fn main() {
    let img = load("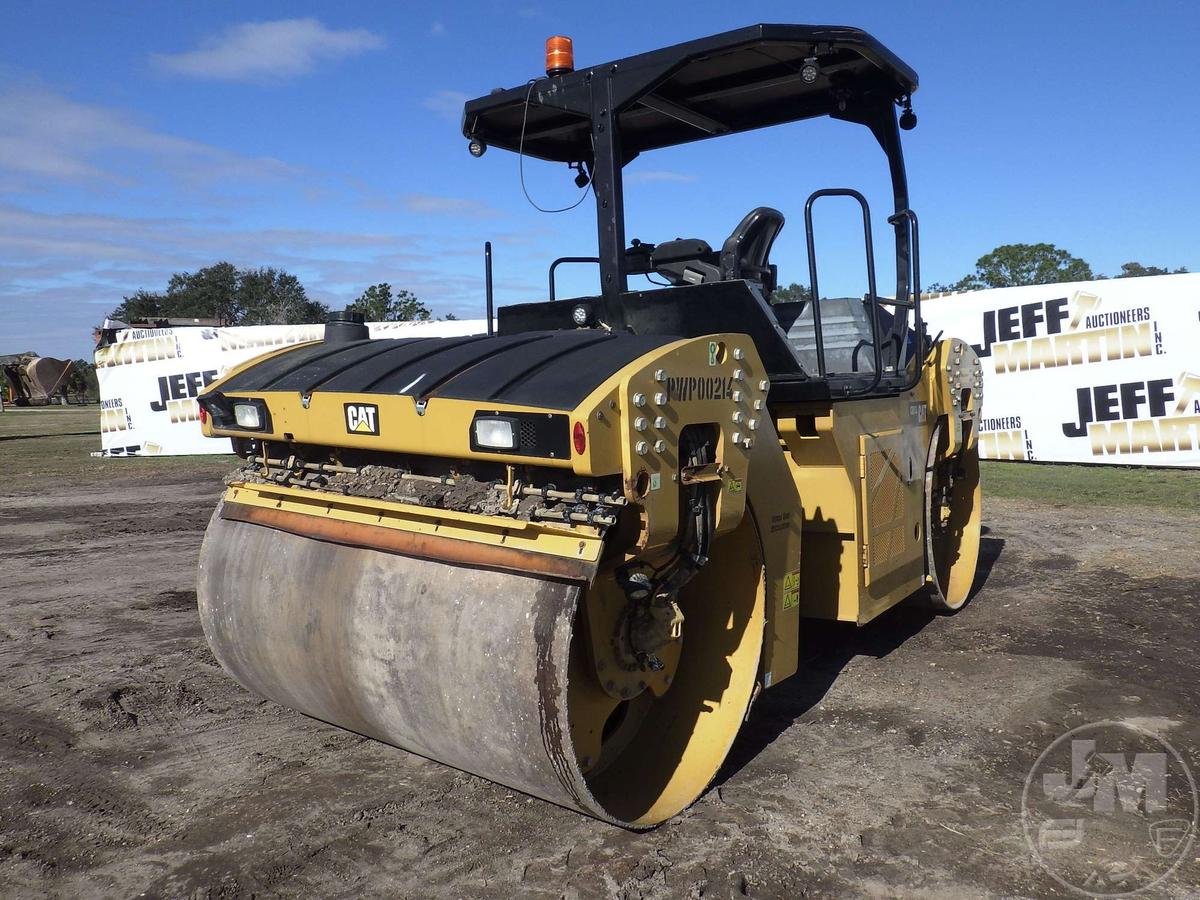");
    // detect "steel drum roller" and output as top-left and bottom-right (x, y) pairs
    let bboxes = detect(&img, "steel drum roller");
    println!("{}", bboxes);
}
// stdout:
(197, 504), (766, 828)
